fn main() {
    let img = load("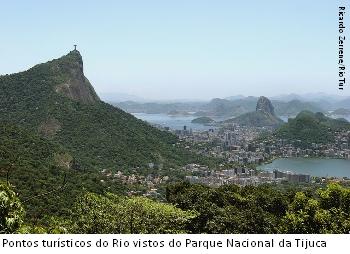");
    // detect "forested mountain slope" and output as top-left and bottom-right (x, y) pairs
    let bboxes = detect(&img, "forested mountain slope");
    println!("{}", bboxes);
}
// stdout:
(0, 50), (199, 171)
